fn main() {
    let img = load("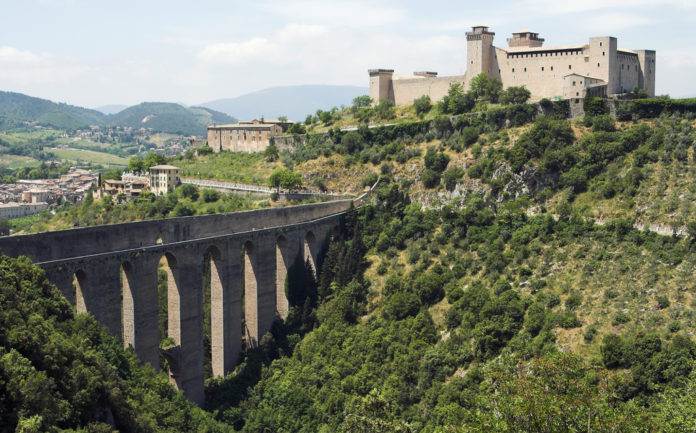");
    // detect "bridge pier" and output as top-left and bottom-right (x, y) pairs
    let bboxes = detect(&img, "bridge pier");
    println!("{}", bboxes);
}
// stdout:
(164, 249), (205, 407)
(208, 242), (242, 378)
(44, 266), (76, 305)
(76, 262), (123, 341)
(243, 236), (277, 348)
(122, 256), (160, 370)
